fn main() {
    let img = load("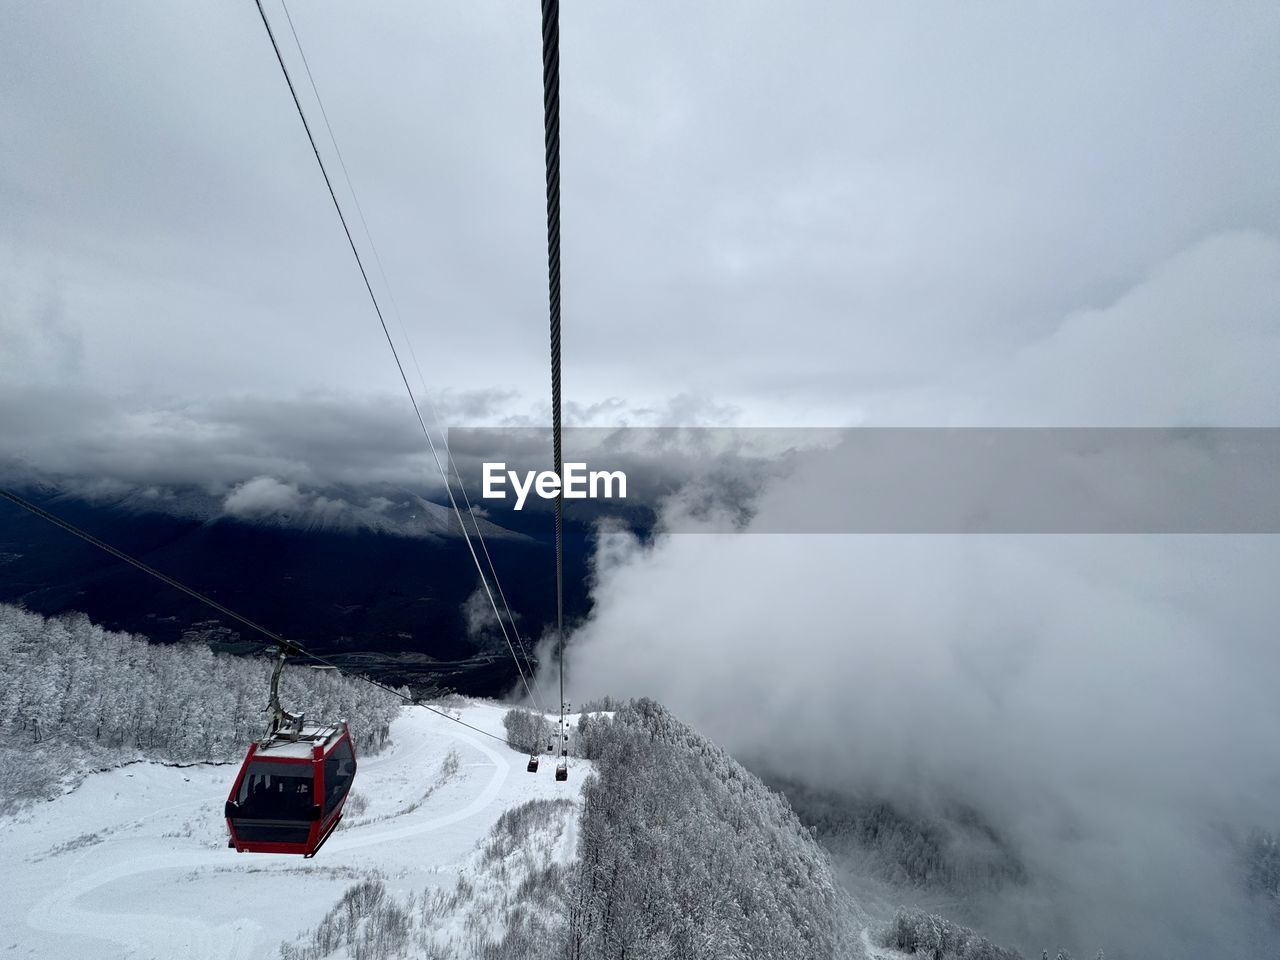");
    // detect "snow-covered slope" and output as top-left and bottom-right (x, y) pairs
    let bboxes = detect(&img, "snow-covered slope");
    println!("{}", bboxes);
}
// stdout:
(1, 701), (585, 960)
